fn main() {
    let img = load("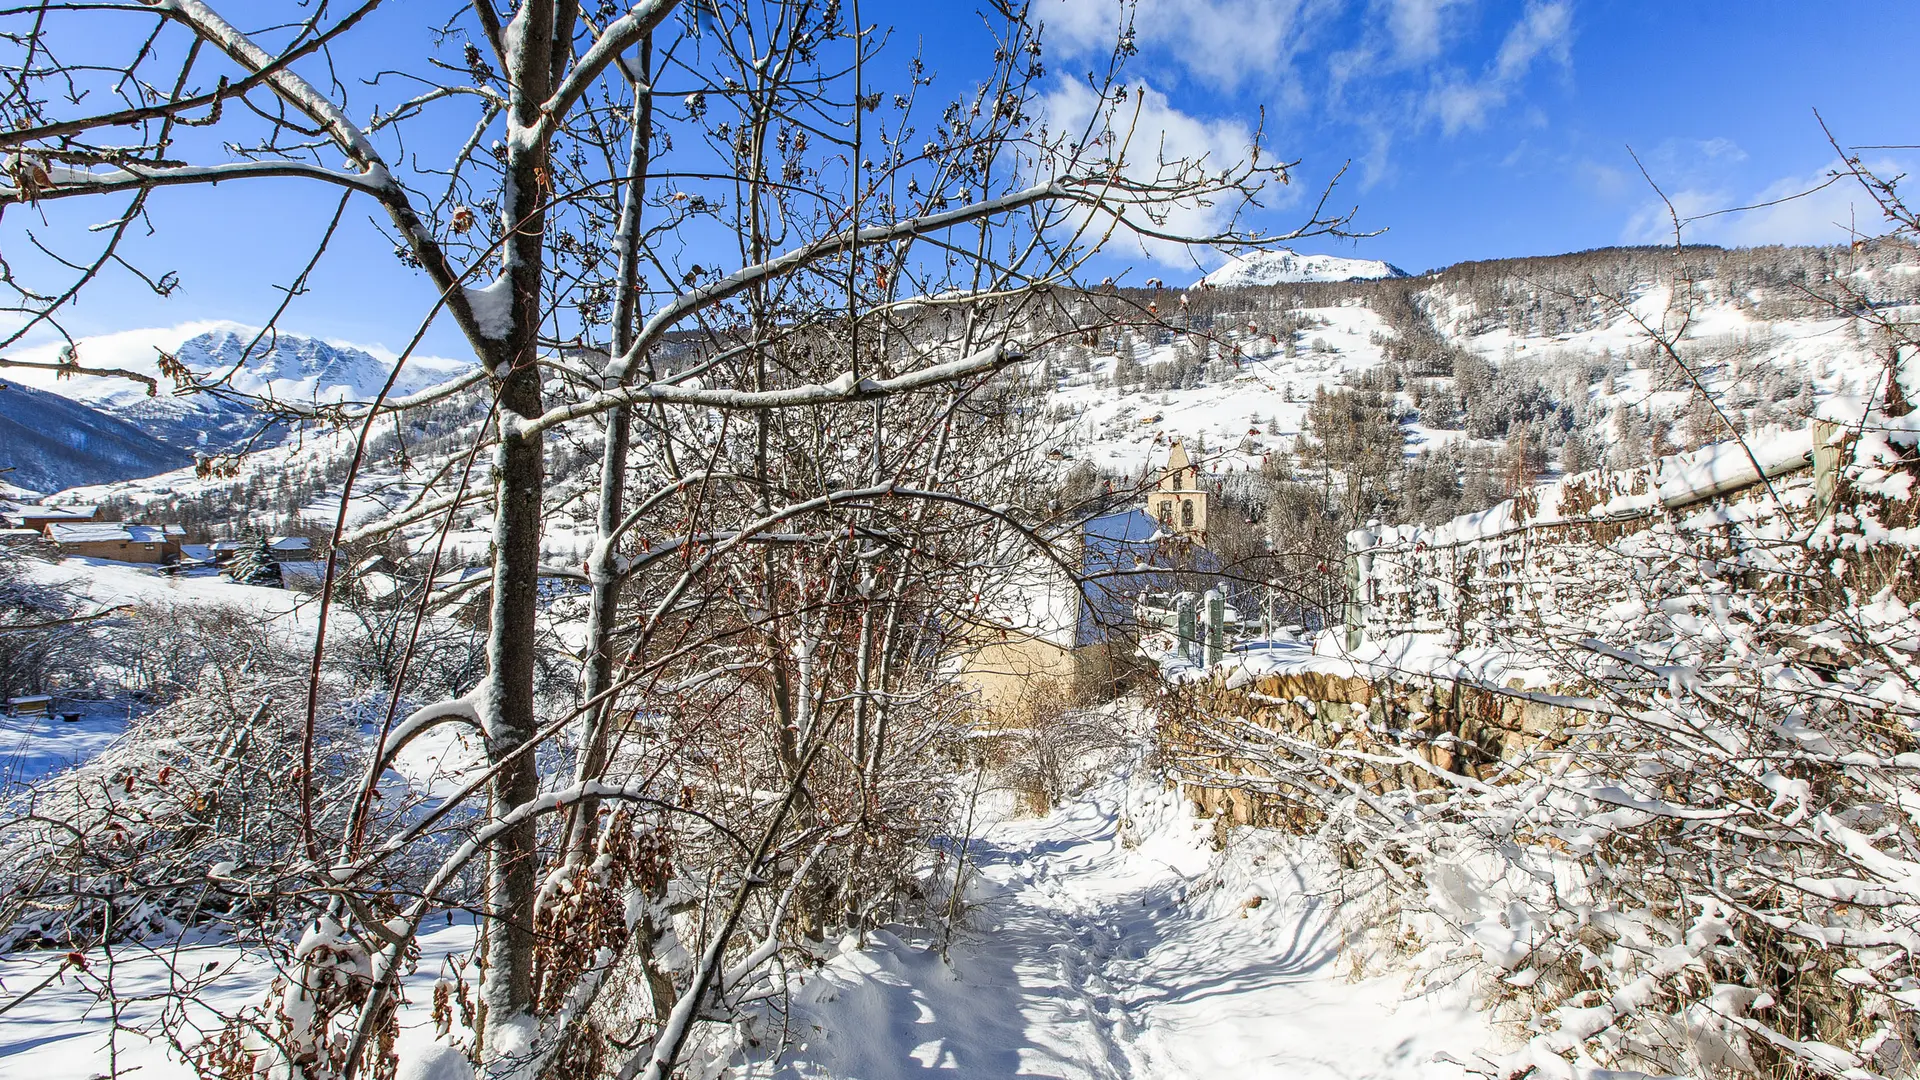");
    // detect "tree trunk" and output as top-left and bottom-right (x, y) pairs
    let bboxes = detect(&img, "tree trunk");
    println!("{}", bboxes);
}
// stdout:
(567, 39), (656, 867)
(478, 0), (563, 1060)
